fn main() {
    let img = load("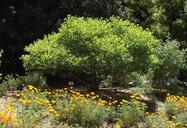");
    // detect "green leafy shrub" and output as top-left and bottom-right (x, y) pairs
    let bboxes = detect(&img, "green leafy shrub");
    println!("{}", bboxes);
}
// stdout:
(0, 73), (47, 95)
(22, 16), (158, 88)
(151, 40), (186, 85)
